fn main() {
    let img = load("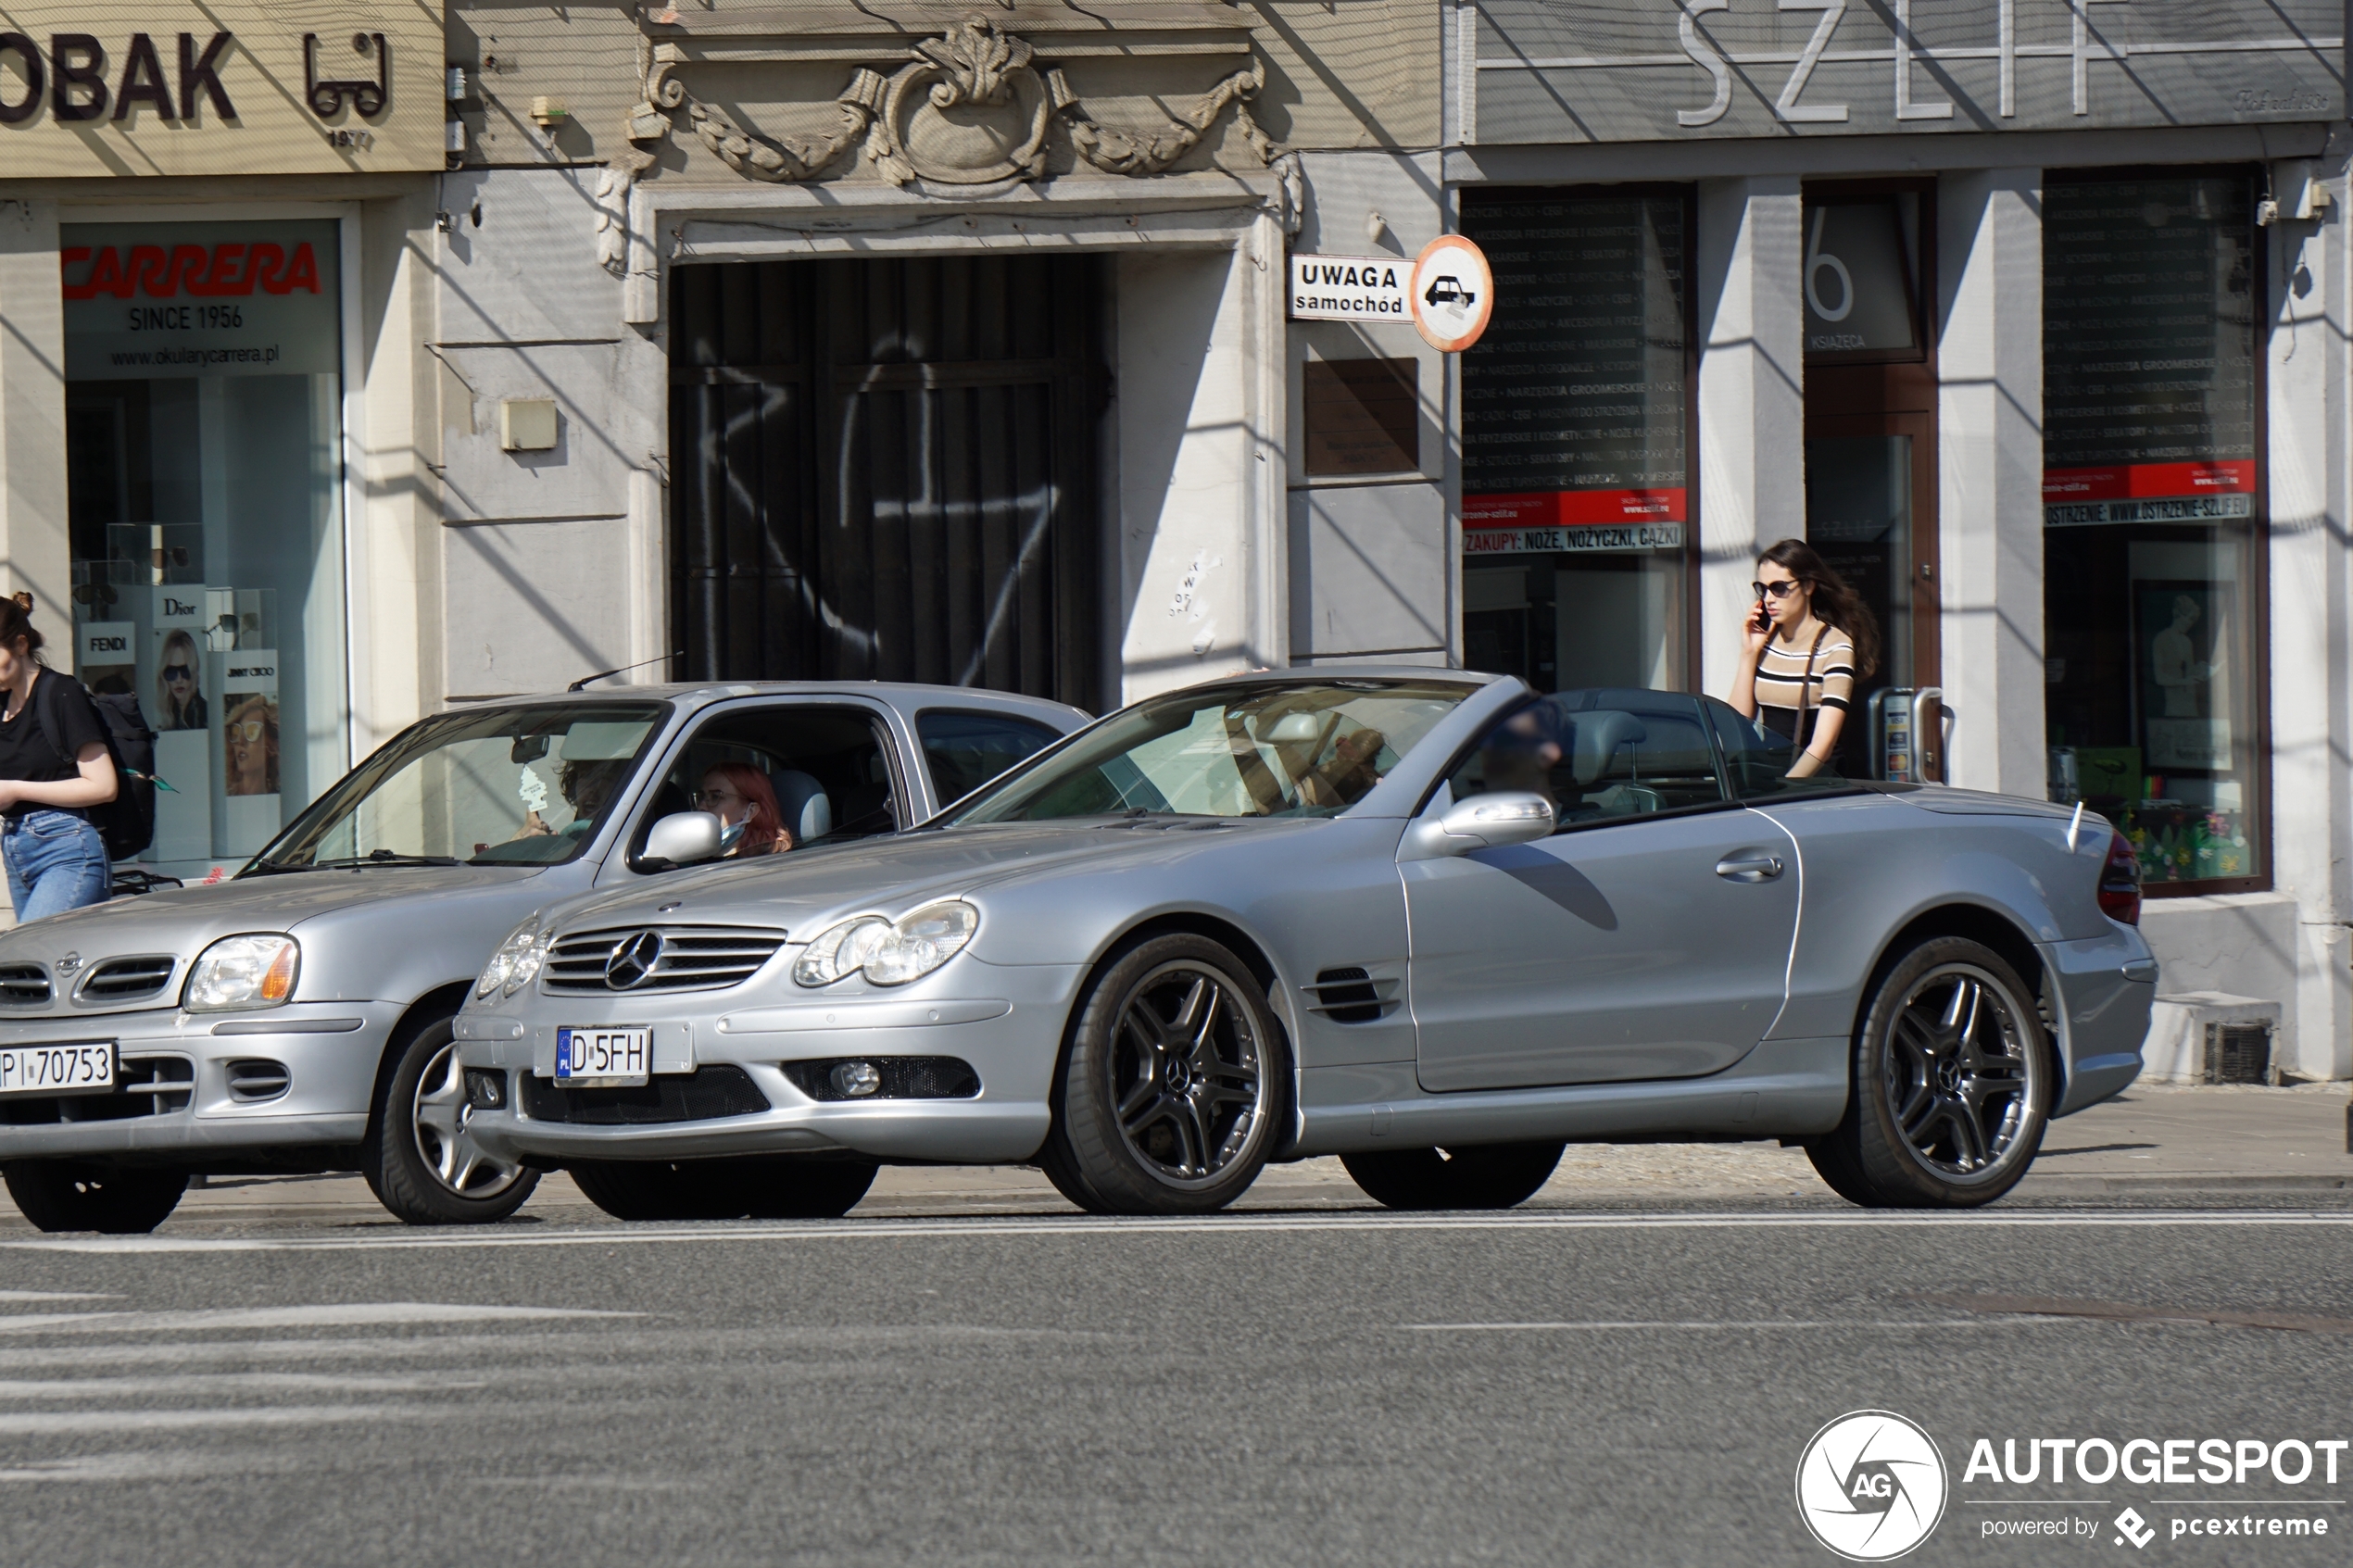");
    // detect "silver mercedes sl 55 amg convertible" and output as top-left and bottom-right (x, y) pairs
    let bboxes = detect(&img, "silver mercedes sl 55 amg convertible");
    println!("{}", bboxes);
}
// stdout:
(453, 668), (2157, 1219)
